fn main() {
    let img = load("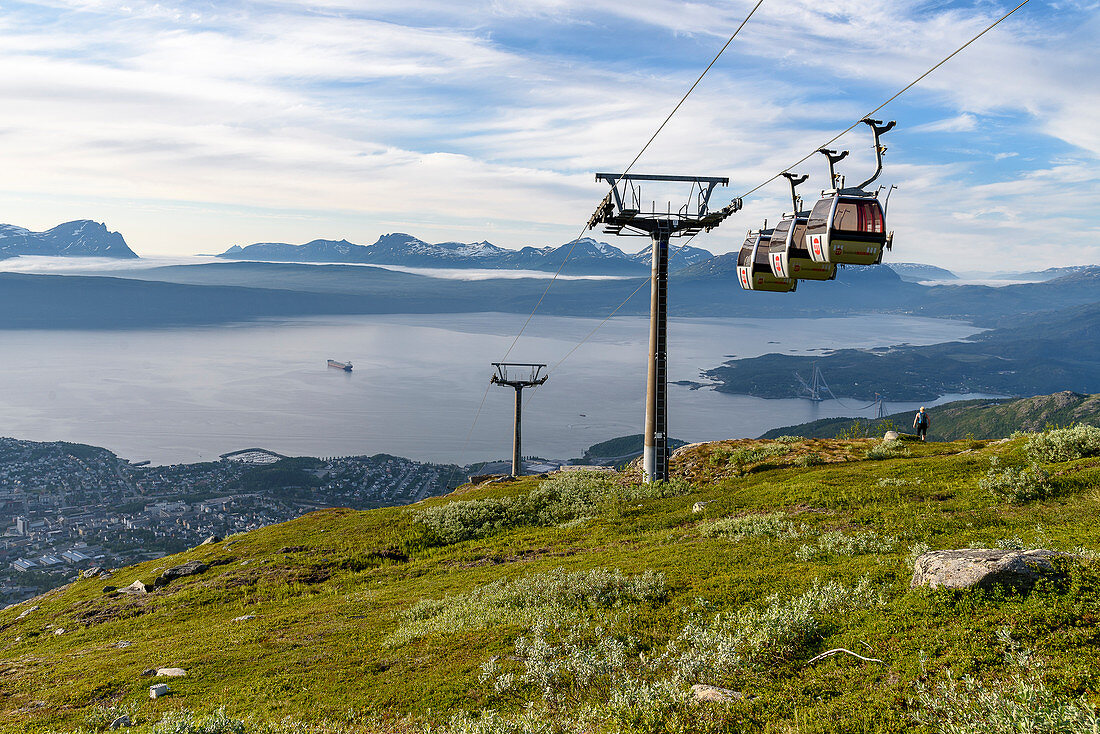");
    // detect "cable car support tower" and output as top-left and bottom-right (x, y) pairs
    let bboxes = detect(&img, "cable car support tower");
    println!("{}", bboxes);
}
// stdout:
(490, 362), (548, 477)
(588, 174), (741, 482)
